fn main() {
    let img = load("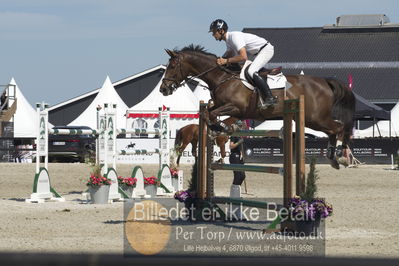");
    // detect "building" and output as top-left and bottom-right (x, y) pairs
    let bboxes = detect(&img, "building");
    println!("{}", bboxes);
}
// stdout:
(243, 14), (399, 114)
